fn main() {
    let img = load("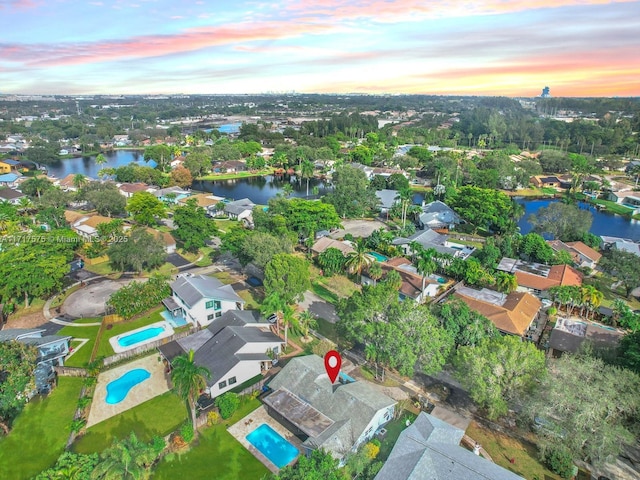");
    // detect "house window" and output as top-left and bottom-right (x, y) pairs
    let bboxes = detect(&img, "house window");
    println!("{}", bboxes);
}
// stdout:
(218, 380), (227, 389)
(215, 311), (222, 318)
(207, 314), (214, 320)
(206, 300), (222, 310)
(228, 377), (237, 385)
